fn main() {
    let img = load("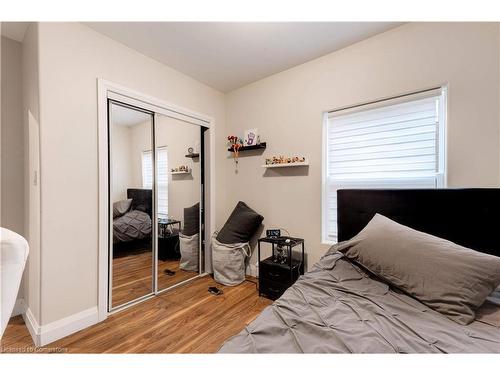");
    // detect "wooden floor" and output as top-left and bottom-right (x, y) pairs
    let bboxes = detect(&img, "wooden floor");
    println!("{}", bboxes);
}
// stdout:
(112, 249), (198, 307)
(0, 275), (272, 353)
